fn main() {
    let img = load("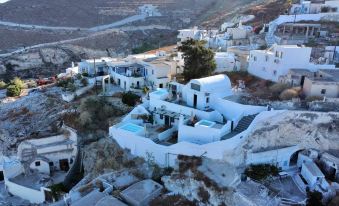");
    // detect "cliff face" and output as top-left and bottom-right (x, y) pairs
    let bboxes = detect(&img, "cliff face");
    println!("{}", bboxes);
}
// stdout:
(244, 111), (339, 152)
